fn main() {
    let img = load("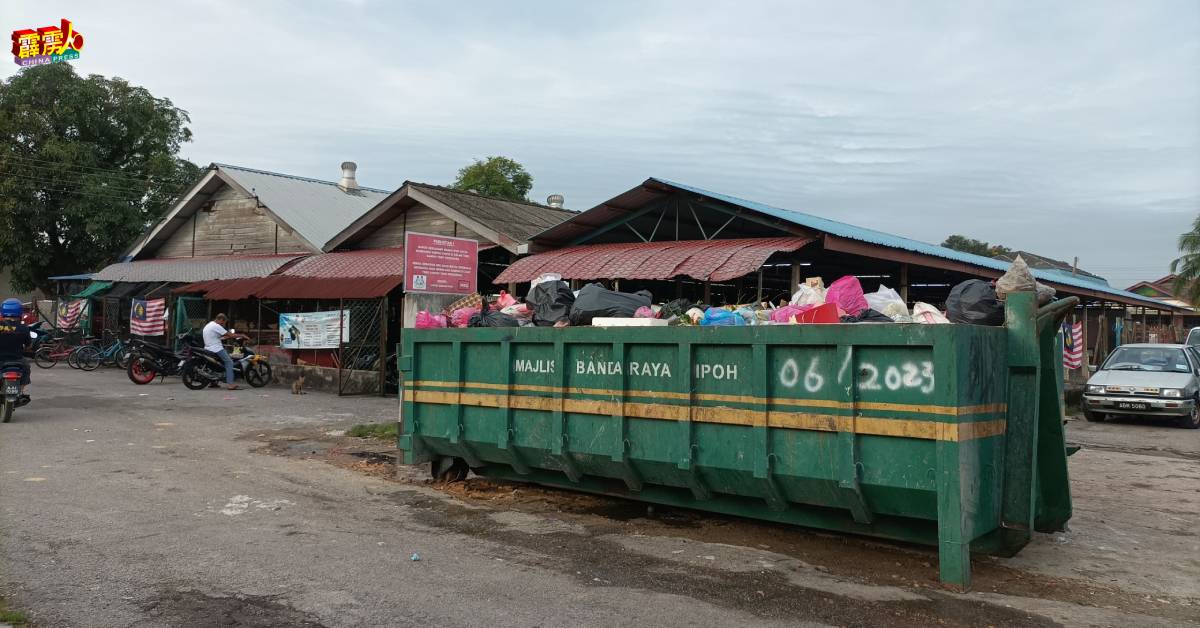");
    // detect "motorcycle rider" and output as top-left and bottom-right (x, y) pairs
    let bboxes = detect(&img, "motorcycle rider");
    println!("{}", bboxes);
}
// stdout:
(0, 298), (32, 402)
(201, 313), (249, 390)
